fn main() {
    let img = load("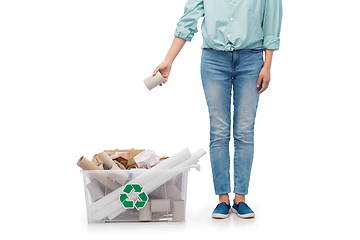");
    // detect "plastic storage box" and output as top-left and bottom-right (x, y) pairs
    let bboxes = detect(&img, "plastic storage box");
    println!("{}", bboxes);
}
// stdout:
(81, 168), (195, 223)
